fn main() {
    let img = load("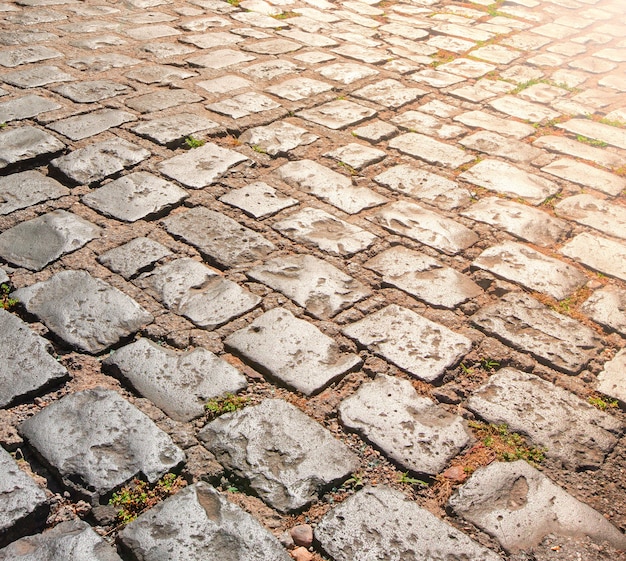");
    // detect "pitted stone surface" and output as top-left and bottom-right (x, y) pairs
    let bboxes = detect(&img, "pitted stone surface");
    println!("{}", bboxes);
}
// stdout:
(104, 338), (247, 422)
(0, 171), (68, 215)
(248, 254), (371, 319)
(343, 304), (472, 382)
(0, 519), (123, 561)
(50, 139), (150, 185)
(317, 62), (379, 84)
(297, 99), (376, 130)
(352, 79), (427, 109)
(462, 197), (569, 246)
(264, 77), (332, 101)
(200, 399), (358, 511)
(225, 308), (360, 395)
(0, 210), (101, 271)
(560, 232), (626, 282)
(220, 181), (298, 218)
(186, 48), (255, 69)
(206, 92), (281, 119)
(118, 483), (292, 561)
(13, 270), (153, 354)
(454, 110), (535, 138)
(82, 172), (188, 222)
(472, 241), (587, 300)
(137, 258), (260, 329)
(373, 164), (471, 210)
(467, 368), (621, 469)
(47, 109), (136, 141)
(581, 285), (626, 336)
(556, 118), (626, 151)
(368, 201), (478, 255)
(597, 349), (626, 406)
(365, 246), (482, 309)
(126, 89), (203, 113)
(351, 120), (398, 143)
(98, 237), (172, 279)
(459, 159), (559, 205)
(0, 45), (62, 67)
(409, 68), (465, 88)
(340, 375), (471, 475)
(0, 447), (48, 547)
(0, 94), (60, 123)
(555, 194), (626, 240)
(158, 143), (249, 189)
(449, 461), (626, 553)
(274, 159), (386, 214)
(67, 54), (140, 72)
(391, 111), (465, 140)
(460, 130), (543, 162)
(2, 65), (74, 88)
(239, 121), (318, 156)
(163, 207), (275, 268)
(542, 158), (626, 197)
(533, 134), (623, 170)
(19, 388), (184, 498)
(131, 113), (220, 145)
(489, 95), (560, 123)
(0, 126), (64, 169)
(316, 486), (501, 561)
(52, 80), (131, 103)
(472, 292), (602, 375)
(389, 132), (474, 169)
